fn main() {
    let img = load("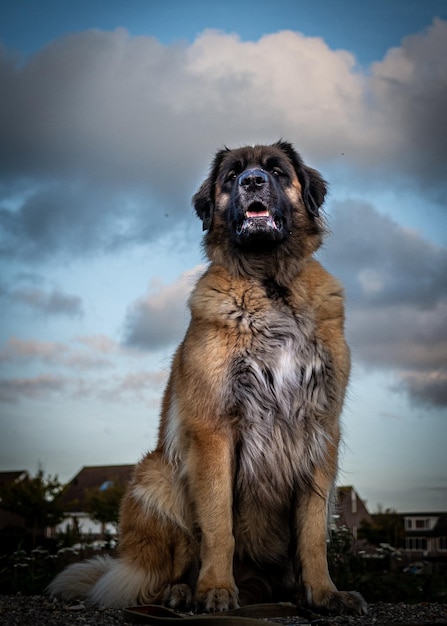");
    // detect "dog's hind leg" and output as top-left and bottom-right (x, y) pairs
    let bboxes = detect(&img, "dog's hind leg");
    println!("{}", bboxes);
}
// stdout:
(86, 518), (197, 608)
(116, 450), (199, 609)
